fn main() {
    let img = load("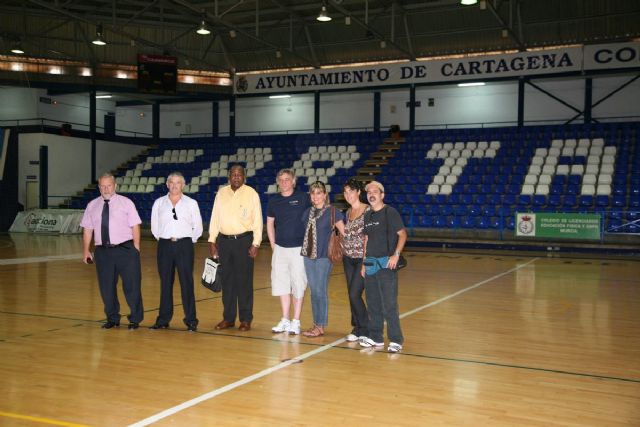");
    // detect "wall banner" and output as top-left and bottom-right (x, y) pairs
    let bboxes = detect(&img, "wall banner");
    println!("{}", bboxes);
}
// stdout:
(9, 209), (84, 234)
(515, 212), (602, 240)
(235, 41), (639, 95)
(583, 42), (640, 71)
